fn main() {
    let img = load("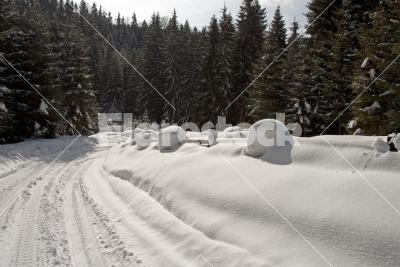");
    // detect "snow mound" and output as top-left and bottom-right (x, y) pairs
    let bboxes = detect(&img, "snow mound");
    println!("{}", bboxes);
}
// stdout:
(122, 137), (136, 148)
(373, 138), (389, 156)
(0, 101), (7, 112)
(133, 128), (144, 138)
(101, 135), (400, 267)
(136, 130), (158, 149)
(245, 119), (293, 164)
(158, 126), (186, 152)
(393, 134), (400, 151)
